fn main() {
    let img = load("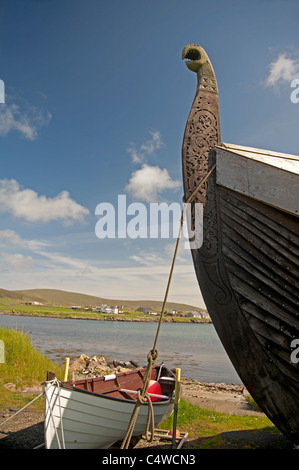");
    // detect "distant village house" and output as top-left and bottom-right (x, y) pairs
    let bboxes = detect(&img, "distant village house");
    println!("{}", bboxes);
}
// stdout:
(72, 304), (123, 314)
(136, 307), (158, 315)
(143, 309), (157, 315)
(186, 310), (210, 319)
(25, 301), (43, 306)
(95, 305), (123, 314)
(168, 309), (178, 316)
